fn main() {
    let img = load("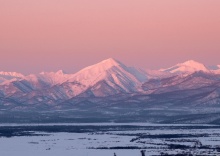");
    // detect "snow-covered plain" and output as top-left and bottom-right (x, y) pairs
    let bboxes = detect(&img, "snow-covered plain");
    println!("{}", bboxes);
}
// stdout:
(0, 124), (220, 156)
